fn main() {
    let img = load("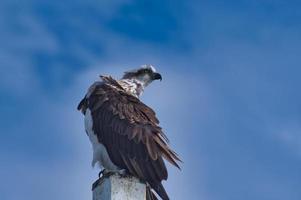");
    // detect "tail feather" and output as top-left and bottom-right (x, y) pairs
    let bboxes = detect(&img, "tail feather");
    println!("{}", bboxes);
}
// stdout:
(146, 186), (158, 200)
(151, 183), (169, 200)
